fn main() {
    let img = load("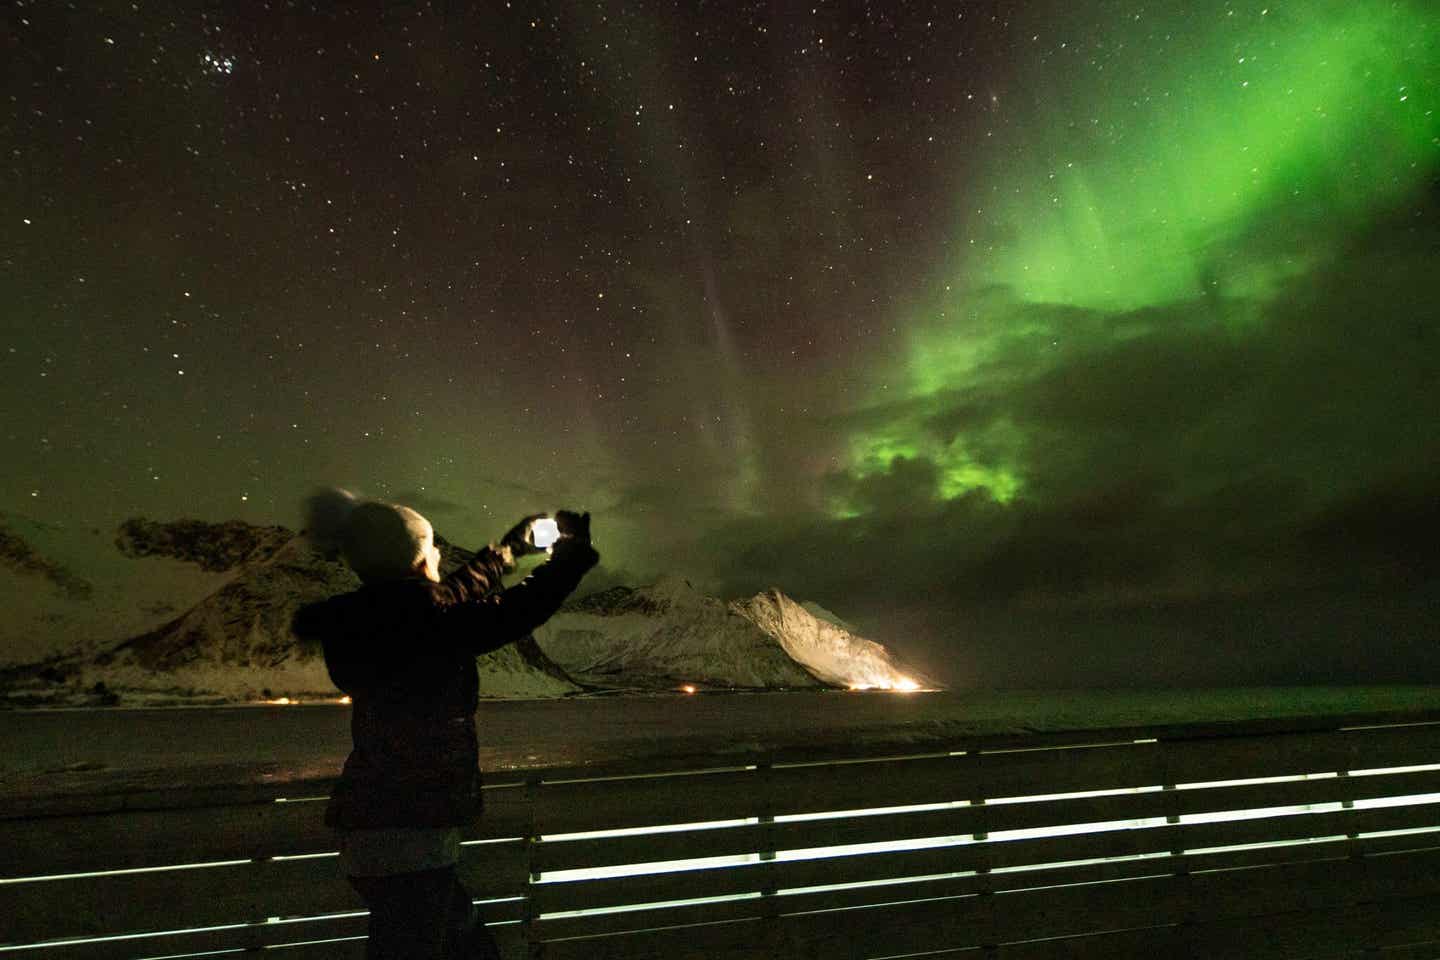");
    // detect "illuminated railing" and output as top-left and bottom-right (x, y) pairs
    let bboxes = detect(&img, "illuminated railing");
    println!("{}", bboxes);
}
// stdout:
(3, 712), (1440, 958)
